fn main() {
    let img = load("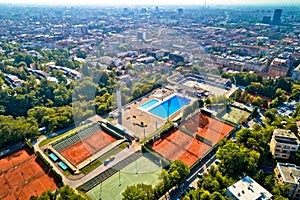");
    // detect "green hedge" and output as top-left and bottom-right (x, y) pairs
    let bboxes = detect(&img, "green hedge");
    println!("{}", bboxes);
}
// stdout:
(35, 151), (63, 184)
(106, 122), (125, 135)
(195, 134), (212, 146)
(99, 123), (123, 140)
(26, 140), (34, 151)
(36, 151), (53, 169)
